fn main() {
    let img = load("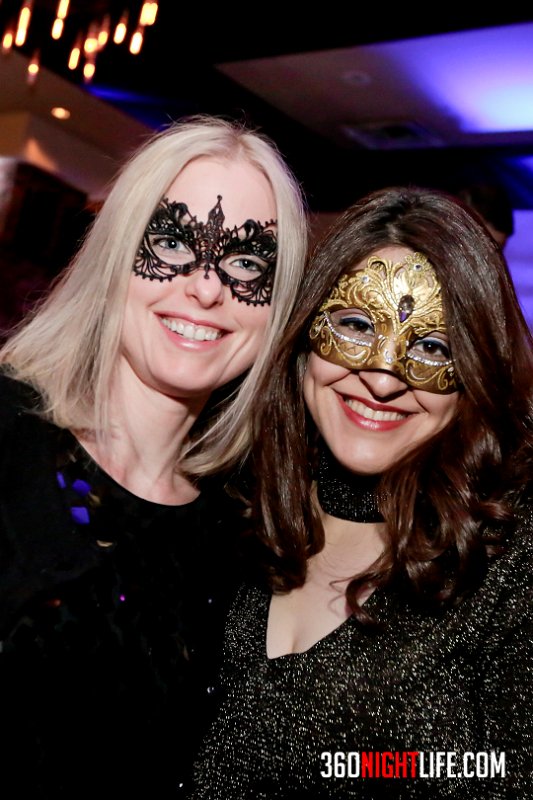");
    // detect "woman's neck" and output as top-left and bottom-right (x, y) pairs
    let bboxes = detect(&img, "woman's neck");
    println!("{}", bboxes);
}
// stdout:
(314, 495), (386, 582)
(77, 367), (206, 505)
(266, 505), (386, 658)
(313, 443), (387, 584)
